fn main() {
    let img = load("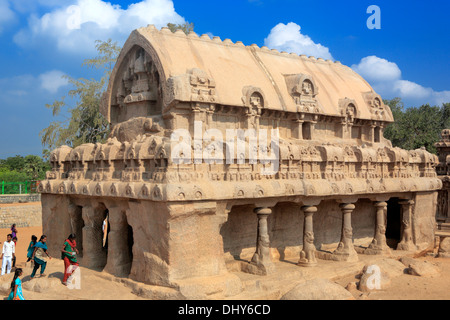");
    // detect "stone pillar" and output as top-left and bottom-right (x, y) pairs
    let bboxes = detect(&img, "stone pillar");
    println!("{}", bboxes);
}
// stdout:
(310, 121), (317, 140)
(365, 201), (391, 255)
(298, 205), (317, 267)
(293, 120), (304, 140)
(397, 200), (417, 251)
(81, 204), (107, 269)
(68, 203), (83, 257)
(332, 203), (358, 261)
(104, 206), (132, 277)
(245, 207), (275, 275)
(369, 124), (376, 143)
